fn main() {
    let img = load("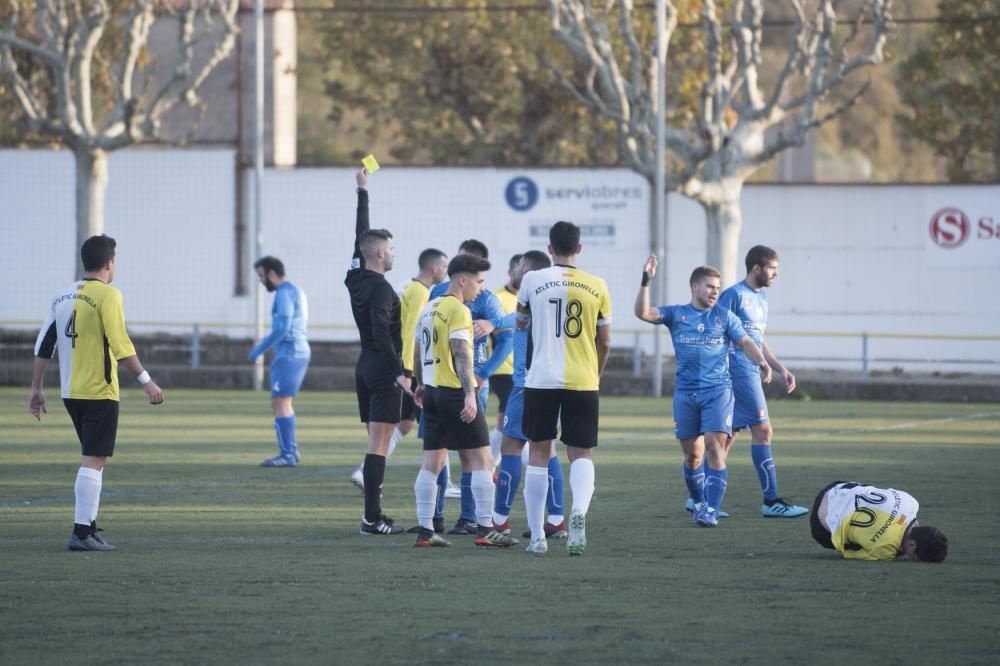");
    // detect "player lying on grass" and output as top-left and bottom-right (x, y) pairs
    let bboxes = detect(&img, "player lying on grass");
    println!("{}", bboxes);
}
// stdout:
(810, 481), (948, 562)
